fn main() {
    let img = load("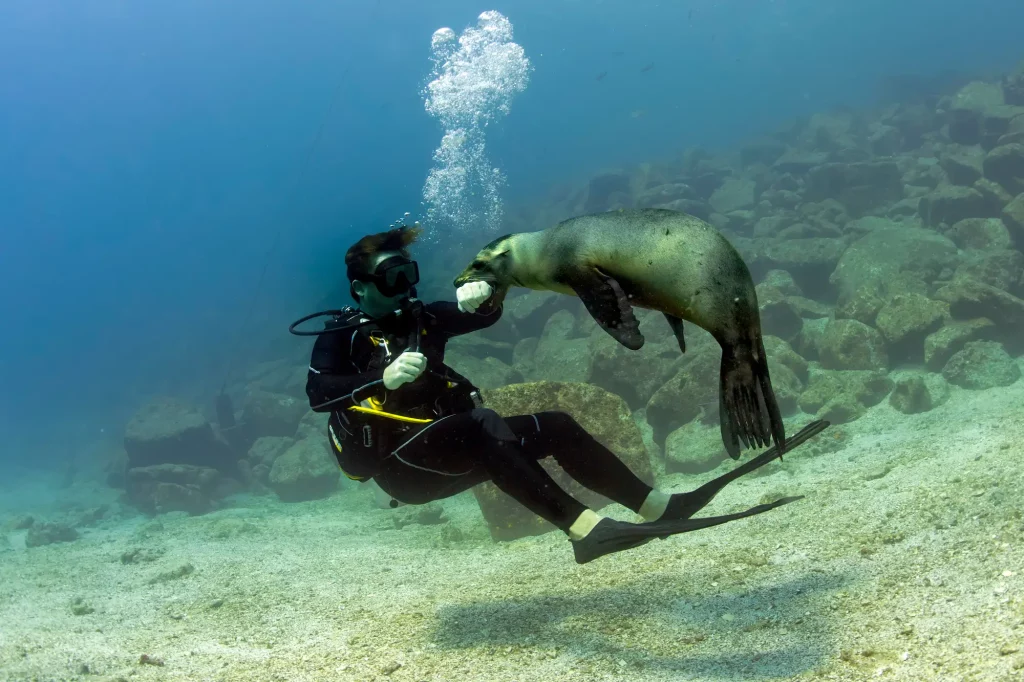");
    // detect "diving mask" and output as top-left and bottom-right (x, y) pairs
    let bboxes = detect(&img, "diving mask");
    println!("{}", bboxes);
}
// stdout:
(369, 256), (420, 297)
